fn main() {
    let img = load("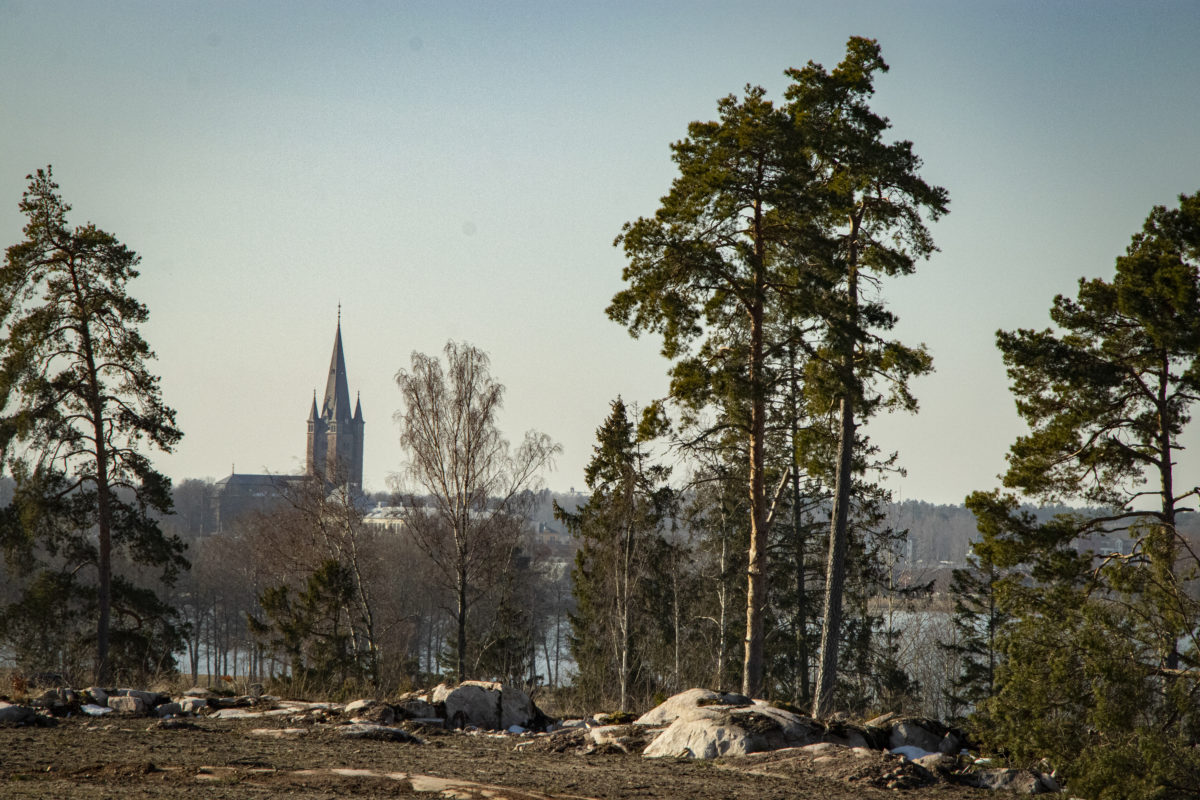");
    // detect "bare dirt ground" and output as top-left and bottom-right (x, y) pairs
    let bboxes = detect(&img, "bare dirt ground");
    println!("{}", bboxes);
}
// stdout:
(0, 715), (1000, 800)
